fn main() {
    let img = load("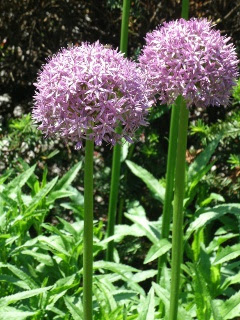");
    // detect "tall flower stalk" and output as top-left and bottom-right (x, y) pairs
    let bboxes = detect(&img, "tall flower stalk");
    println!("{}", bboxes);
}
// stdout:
(83, 138), (94, 320)
(32, 41), (150, 320)
(157, 99), (180, 281)
(106, 0), (131, 262)
(140, 17), (238, 319)
(169, 97), (189, 320)
(157, 0), (189, 283)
